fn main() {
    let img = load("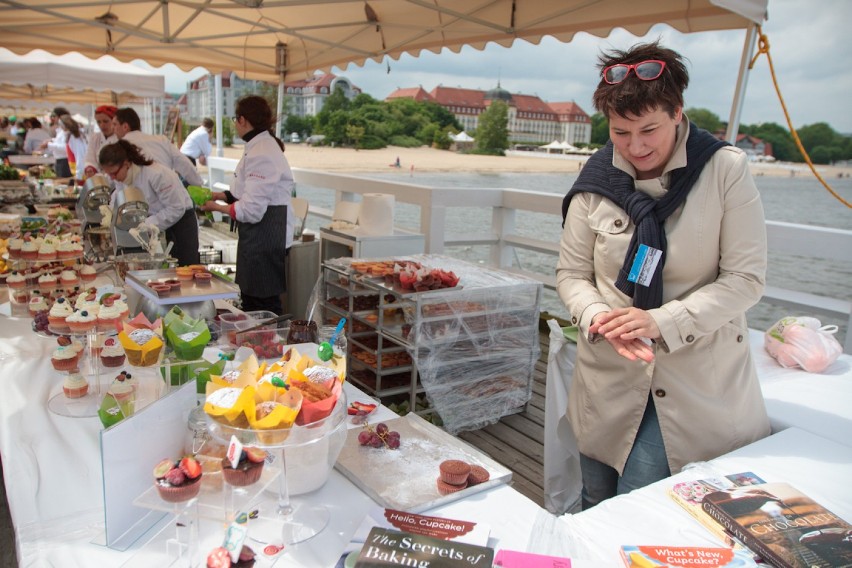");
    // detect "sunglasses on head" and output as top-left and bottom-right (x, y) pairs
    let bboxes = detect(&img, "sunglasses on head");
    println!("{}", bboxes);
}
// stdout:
(602, 60), (666, 84)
